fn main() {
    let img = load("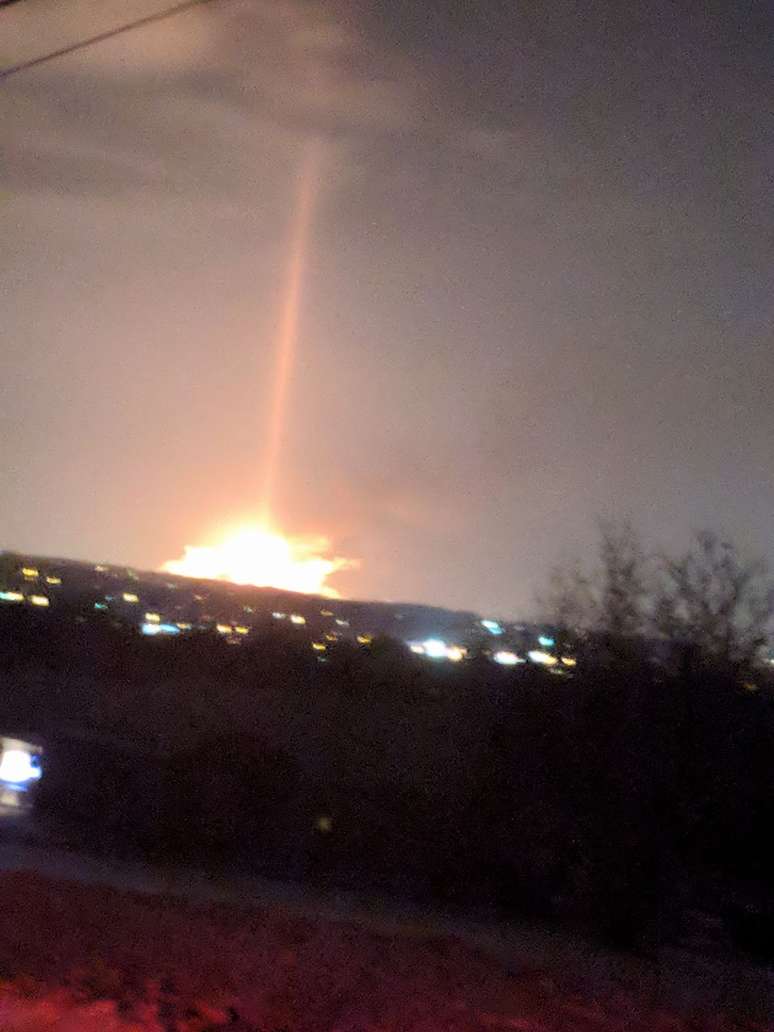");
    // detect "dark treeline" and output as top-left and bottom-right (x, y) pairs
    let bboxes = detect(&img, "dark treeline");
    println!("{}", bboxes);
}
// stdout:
(1, 528), (773, 956)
